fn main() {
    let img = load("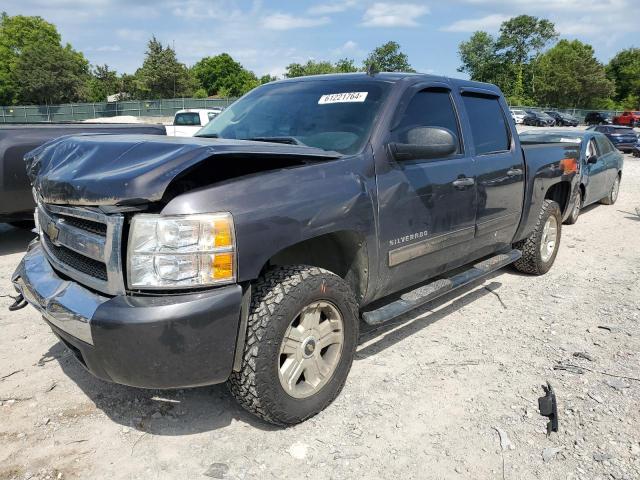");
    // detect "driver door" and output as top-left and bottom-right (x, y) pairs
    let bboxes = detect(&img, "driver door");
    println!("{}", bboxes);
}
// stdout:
(375, 86), (477, 296)
(584, 137), (606, 204)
